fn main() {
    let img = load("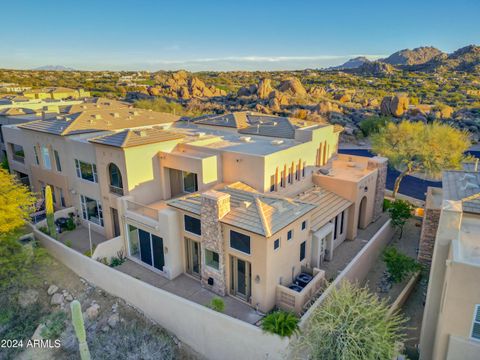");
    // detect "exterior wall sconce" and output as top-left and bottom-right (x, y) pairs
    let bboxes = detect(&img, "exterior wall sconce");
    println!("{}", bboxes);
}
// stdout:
(364, 186), (368, 192)
(255, 275), (260, 284)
